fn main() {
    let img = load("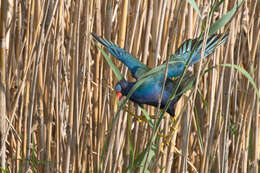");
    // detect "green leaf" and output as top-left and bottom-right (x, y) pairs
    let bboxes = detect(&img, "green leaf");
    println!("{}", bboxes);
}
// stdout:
(98, 135), (108, 173)
(98, 46), (124, 81)
(197, 88), (208, 108)
(186, 0), (202, 17)
(209, 0), (243, 36)
(125, 115), (135, 173)
(126, 144), (156, 172)
(139, 105), (154, 128)
(139, 145), (156, 173)
(209, 0), (225, 17)
(0, 168), (9, 173)
(221, 64), (260, 102)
